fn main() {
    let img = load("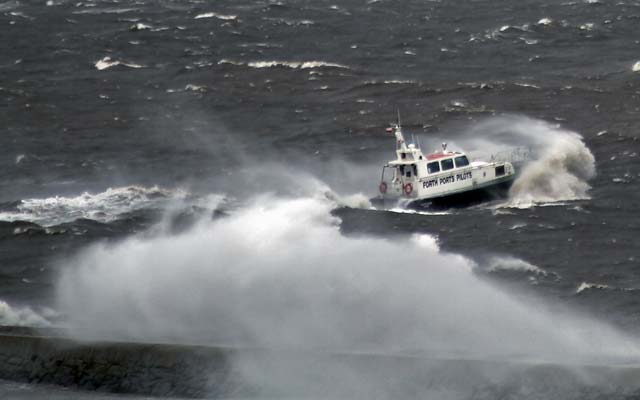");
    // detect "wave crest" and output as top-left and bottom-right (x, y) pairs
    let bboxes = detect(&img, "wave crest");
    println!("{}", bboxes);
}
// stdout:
(508, 122), (595, 207)
(0, 185), (190, 226)
(57, 194), (638, 363)
(0, 300), (50, 327)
